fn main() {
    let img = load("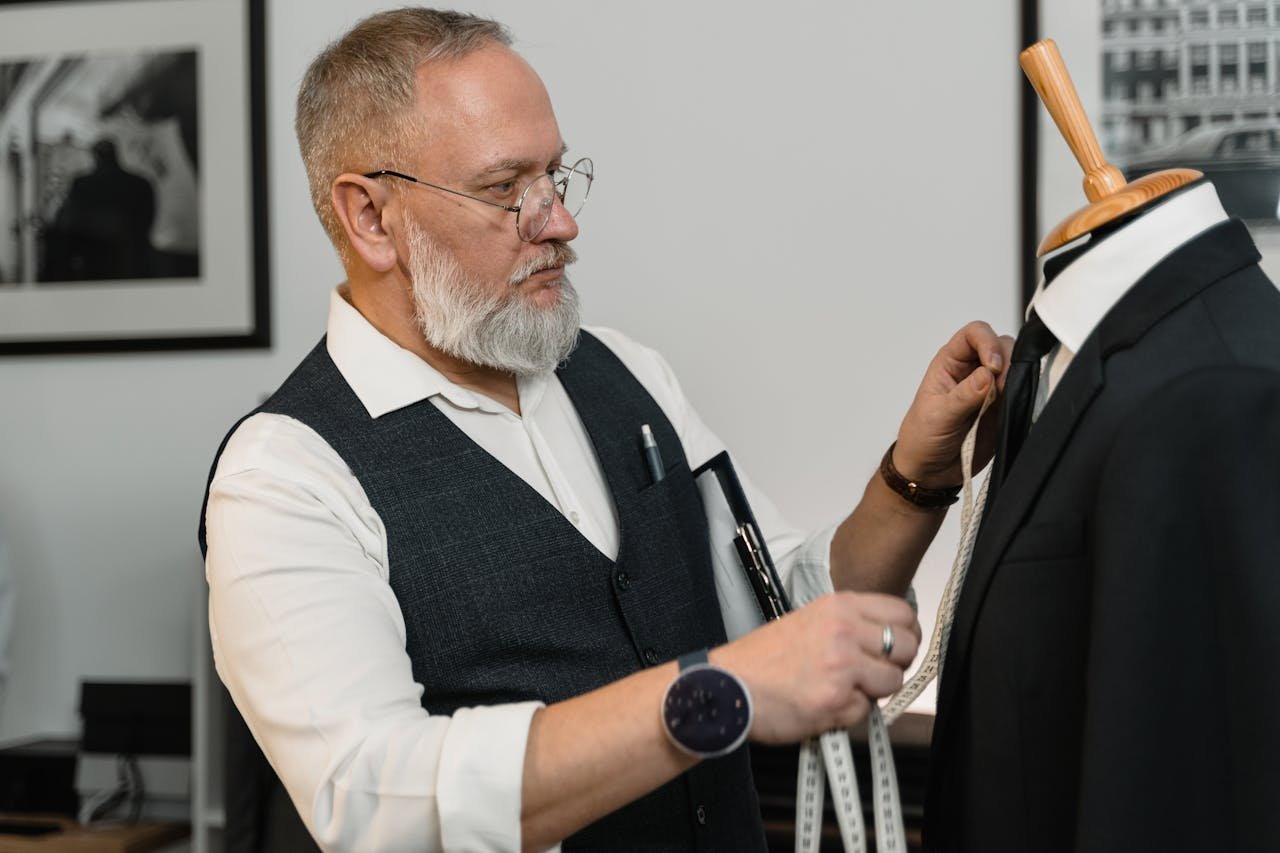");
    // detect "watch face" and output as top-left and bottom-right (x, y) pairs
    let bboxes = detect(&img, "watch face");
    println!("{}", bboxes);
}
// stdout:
(663, 663), (752, 758)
